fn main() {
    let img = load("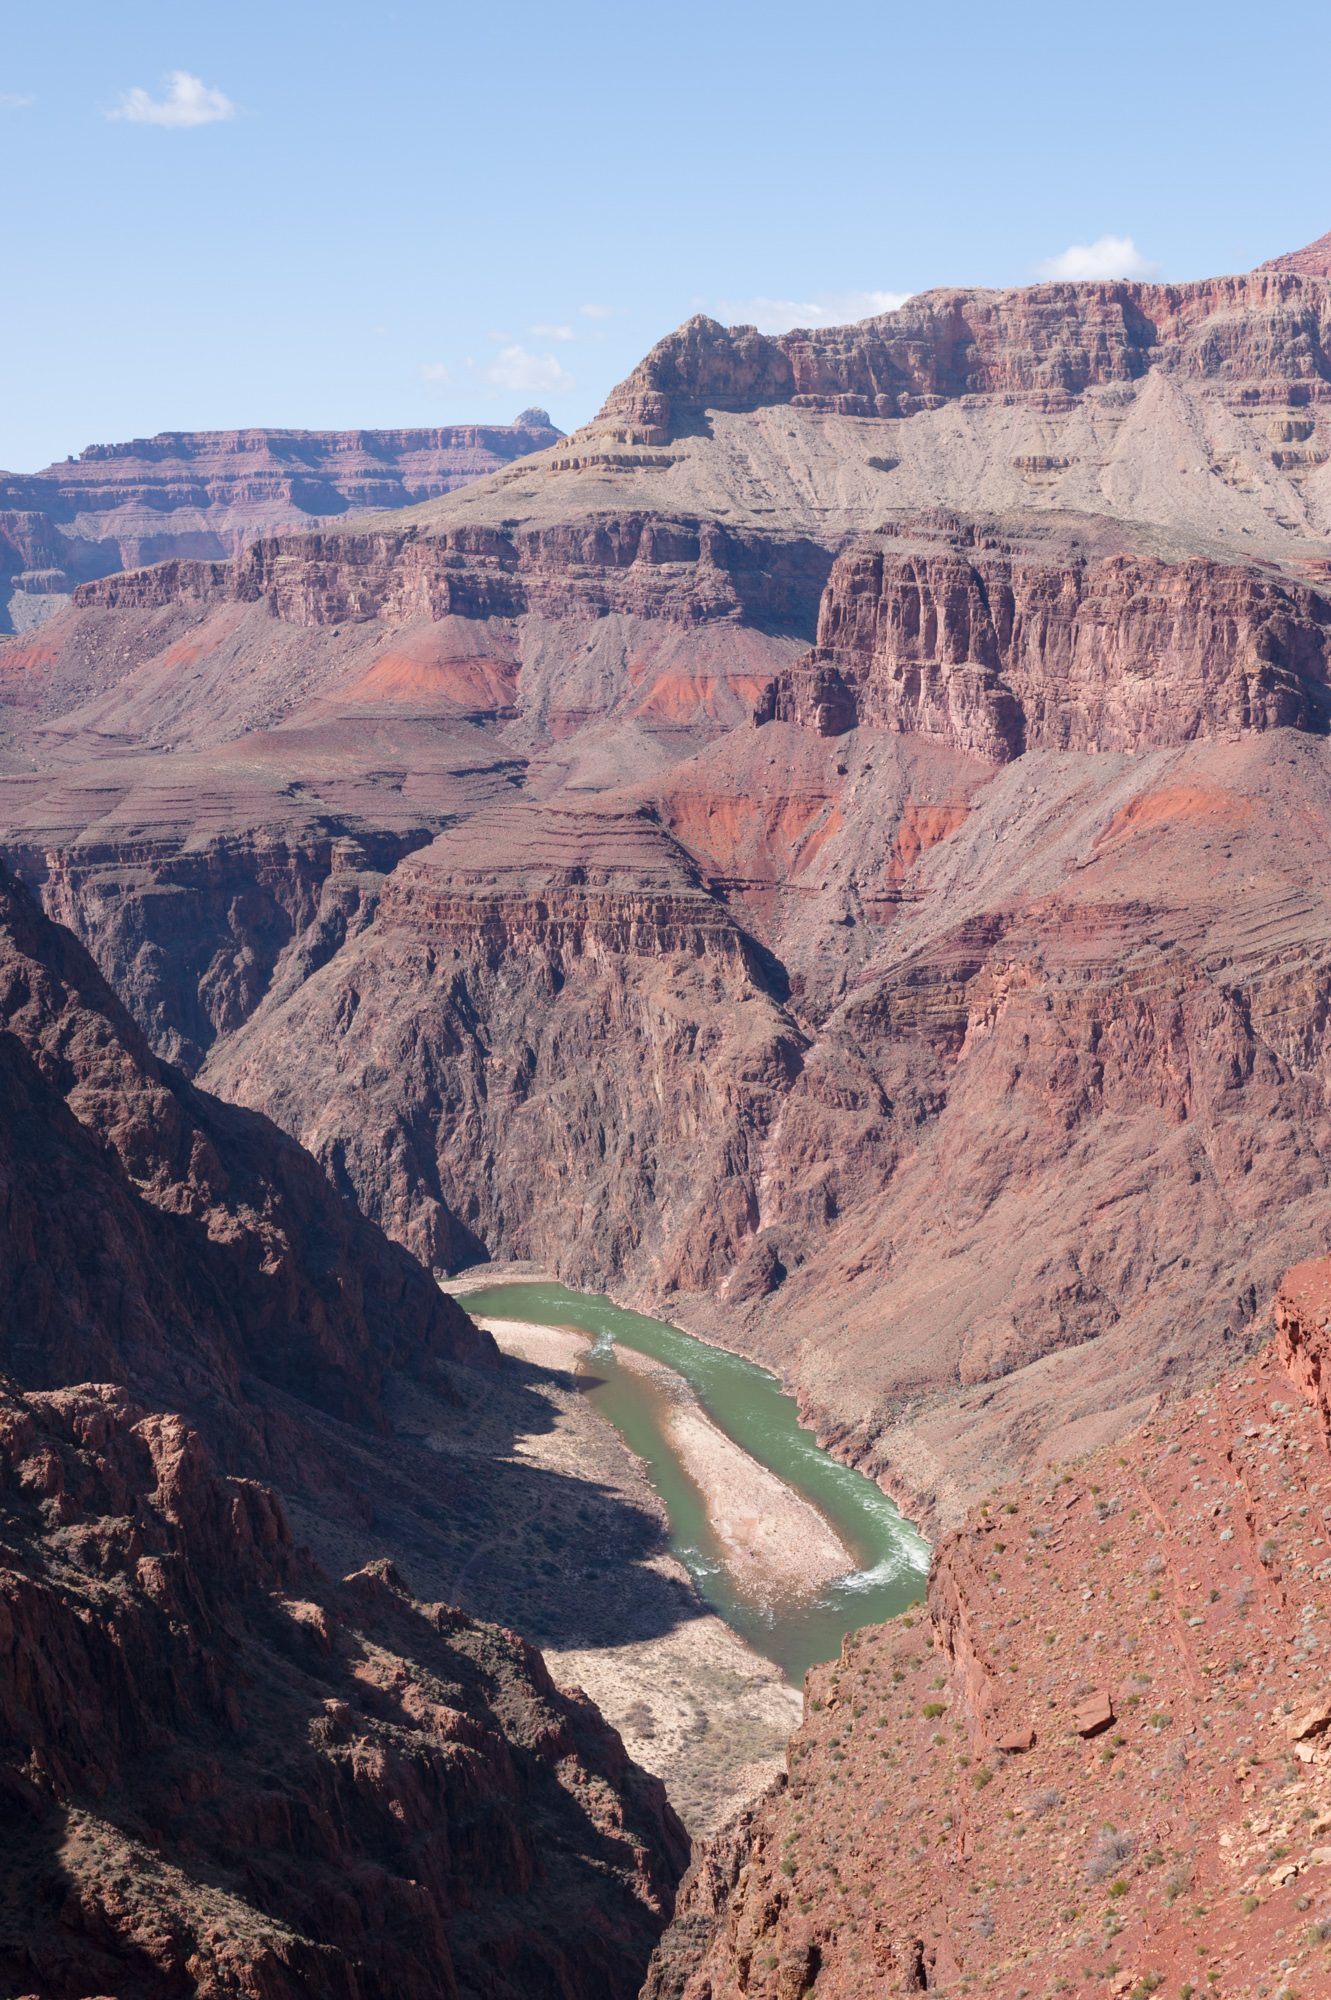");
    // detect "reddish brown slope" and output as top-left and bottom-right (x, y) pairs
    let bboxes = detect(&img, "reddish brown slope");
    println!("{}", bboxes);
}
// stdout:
(650, 1263), (1331, 2000)
(0, 861), (688, 1996)
(1261, 230), (1331, 279)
